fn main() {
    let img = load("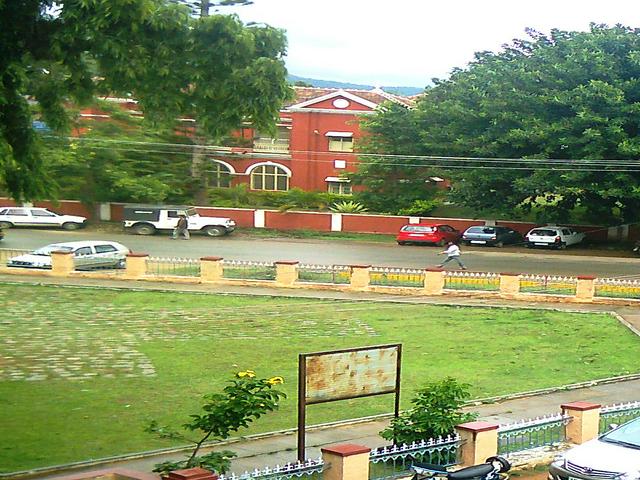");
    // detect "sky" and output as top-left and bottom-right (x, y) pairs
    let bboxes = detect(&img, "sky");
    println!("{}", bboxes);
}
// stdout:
(224, 0), (640, 88)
